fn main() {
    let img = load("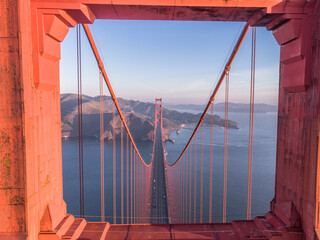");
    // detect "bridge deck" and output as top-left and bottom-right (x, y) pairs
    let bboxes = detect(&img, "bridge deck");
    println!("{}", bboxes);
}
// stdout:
(149, 124), (170, 224)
